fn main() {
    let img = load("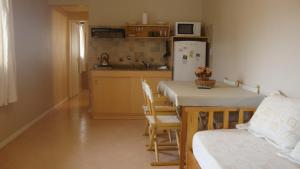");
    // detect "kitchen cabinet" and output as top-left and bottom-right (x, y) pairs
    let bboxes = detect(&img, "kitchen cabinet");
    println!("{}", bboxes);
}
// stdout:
(89, 70), (172, 119)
